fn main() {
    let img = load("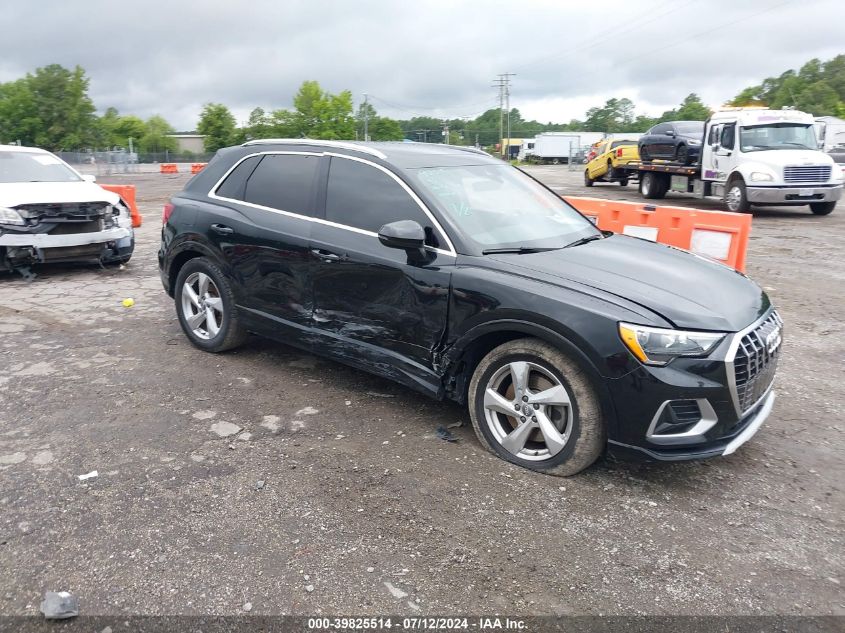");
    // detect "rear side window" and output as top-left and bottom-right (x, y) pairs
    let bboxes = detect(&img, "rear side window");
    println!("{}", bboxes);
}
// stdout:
(325, 157), (432, 237)
(242, 154), (320, 216)
(215, 155), (262, 199)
